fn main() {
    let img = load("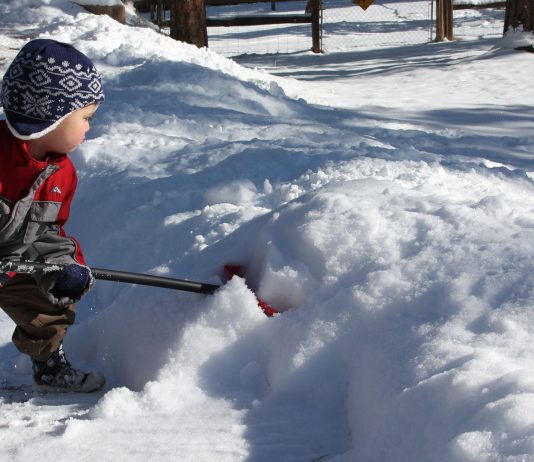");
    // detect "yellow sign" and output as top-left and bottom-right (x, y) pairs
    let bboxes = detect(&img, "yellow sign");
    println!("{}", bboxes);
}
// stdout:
(352, 0), (374, 10)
